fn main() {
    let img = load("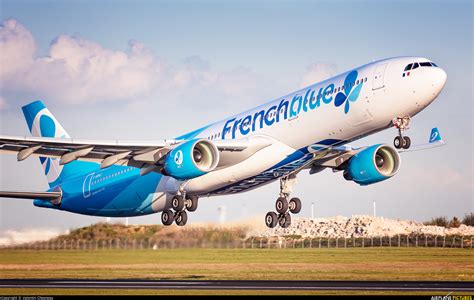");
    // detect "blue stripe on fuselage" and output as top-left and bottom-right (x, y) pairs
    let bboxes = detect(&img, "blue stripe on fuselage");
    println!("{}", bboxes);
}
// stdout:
(34, 166), (162, 217)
